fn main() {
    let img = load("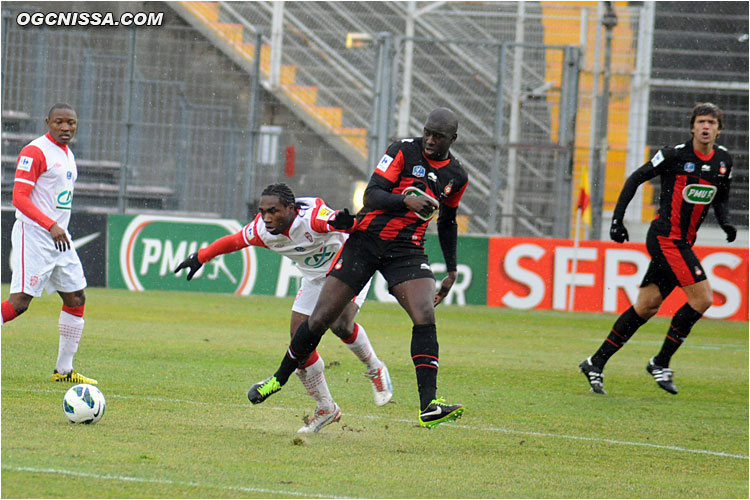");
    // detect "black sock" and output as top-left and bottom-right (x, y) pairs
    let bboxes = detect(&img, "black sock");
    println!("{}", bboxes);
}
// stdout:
(274, 319), (324, 385)
(411, 323), (439, 410)
(591, 307), (647, 368)
(653, 303), (702, 367)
